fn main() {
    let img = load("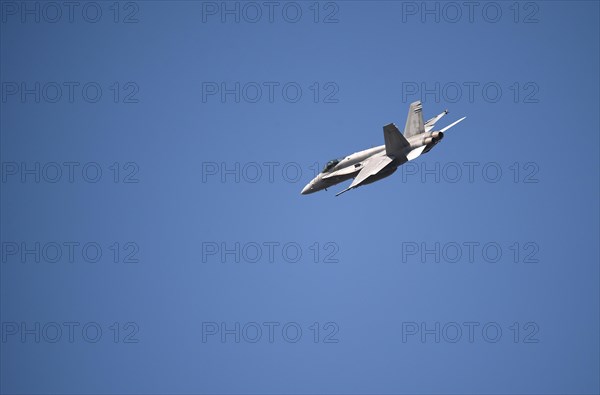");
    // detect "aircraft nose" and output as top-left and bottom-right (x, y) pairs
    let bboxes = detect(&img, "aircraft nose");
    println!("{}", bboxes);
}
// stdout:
(301, 183), (312, 195)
